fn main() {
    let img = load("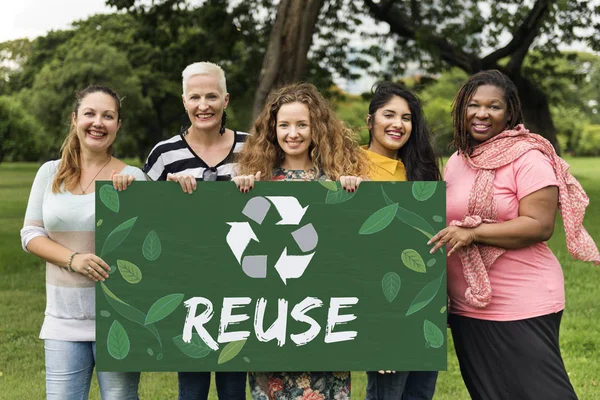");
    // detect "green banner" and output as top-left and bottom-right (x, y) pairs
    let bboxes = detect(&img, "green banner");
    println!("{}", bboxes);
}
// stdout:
(95, 181), (447, 372)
